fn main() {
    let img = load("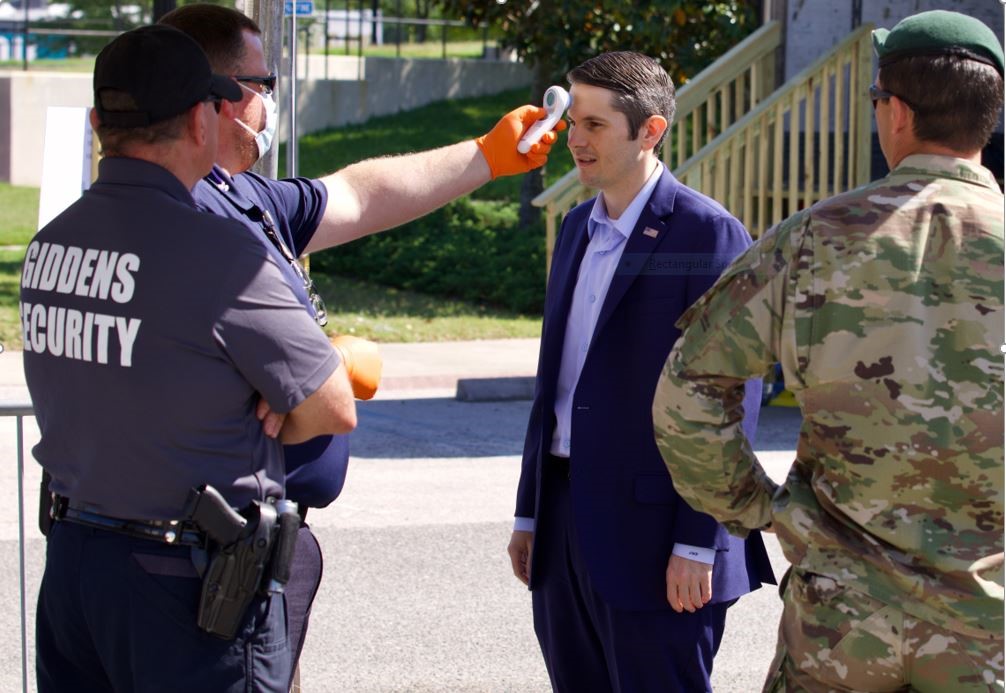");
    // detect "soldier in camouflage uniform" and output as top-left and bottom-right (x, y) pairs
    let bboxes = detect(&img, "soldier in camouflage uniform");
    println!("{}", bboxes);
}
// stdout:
(651, 10), (1004, 692)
